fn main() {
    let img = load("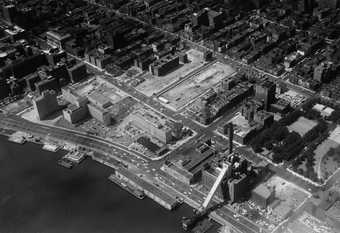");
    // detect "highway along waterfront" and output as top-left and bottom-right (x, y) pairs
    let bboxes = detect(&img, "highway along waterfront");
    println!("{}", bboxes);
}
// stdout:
(0, 135), (220, 233)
